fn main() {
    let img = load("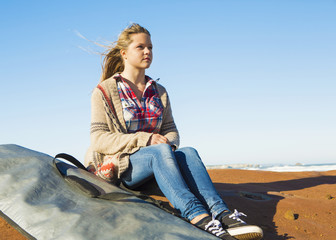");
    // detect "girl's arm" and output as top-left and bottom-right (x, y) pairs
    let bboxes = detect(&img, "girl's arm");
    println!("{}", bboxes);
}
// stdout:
(159, 91), (180, 148)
